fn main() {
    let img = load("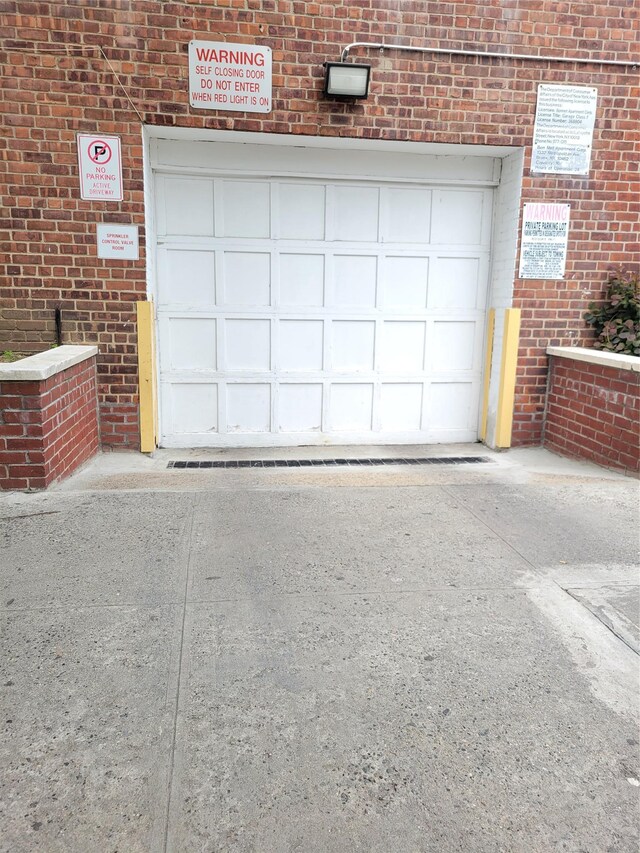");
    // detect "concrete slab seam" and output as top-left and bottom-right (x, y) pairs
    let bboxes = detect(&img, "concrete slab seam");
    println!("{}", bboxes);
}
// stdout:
(439, 484), (544, 580)
(563, 587), (640, 656)
(161, 492), (199, 853)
